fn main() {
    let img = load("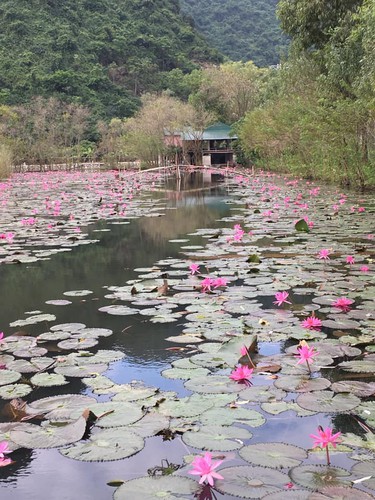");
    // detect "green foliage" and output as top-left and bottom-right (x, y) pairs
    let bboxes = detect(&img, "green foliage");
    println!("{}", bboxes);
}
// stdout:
(0, 0), (221, 119)
(180, 0), (288, 67)
(189, 62), (268, 123)
(237, 0), (375, 189)
(277, 0), (363, 51)
(0, 144), (12, 179)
